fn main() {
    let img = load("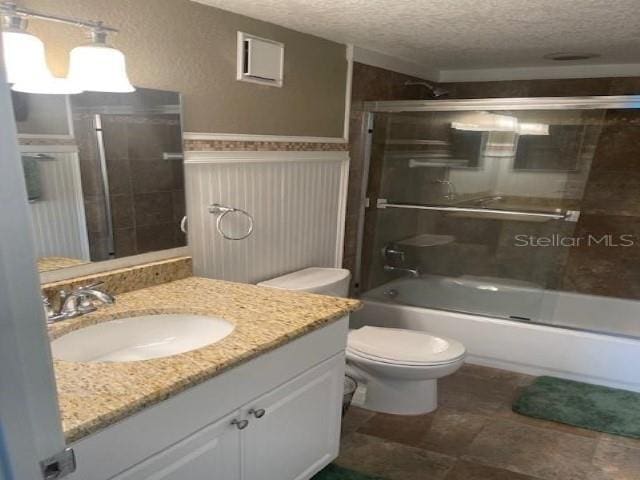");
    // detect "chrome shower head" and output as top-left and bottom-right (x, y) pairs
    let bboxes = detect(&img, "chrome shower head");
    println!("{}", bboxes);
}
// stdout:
(404, 80), (449, 98)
